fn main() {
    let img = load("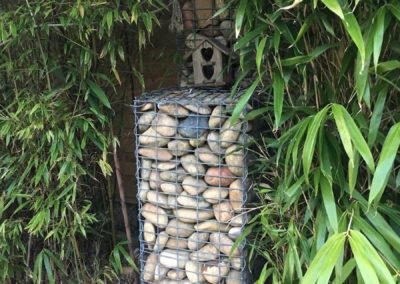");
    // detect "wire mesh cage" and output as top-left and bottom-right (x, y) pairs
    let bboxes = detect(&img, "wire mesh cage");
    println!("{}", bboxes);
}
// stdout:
(172, 0), (237, 87)
(134, 87), (252, 283)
